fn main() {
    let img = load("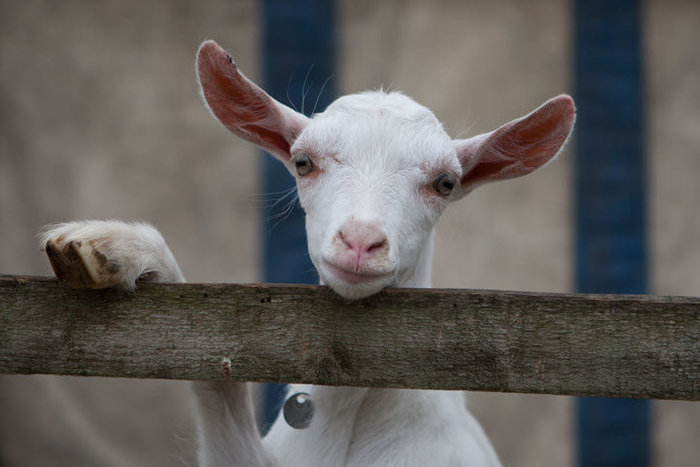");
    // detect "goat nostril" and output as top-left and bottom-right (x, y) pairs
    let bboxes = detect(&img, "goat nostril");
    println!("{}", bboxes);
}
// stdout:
(367, 239), (387, 253)
(338, 231), (352, 249)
